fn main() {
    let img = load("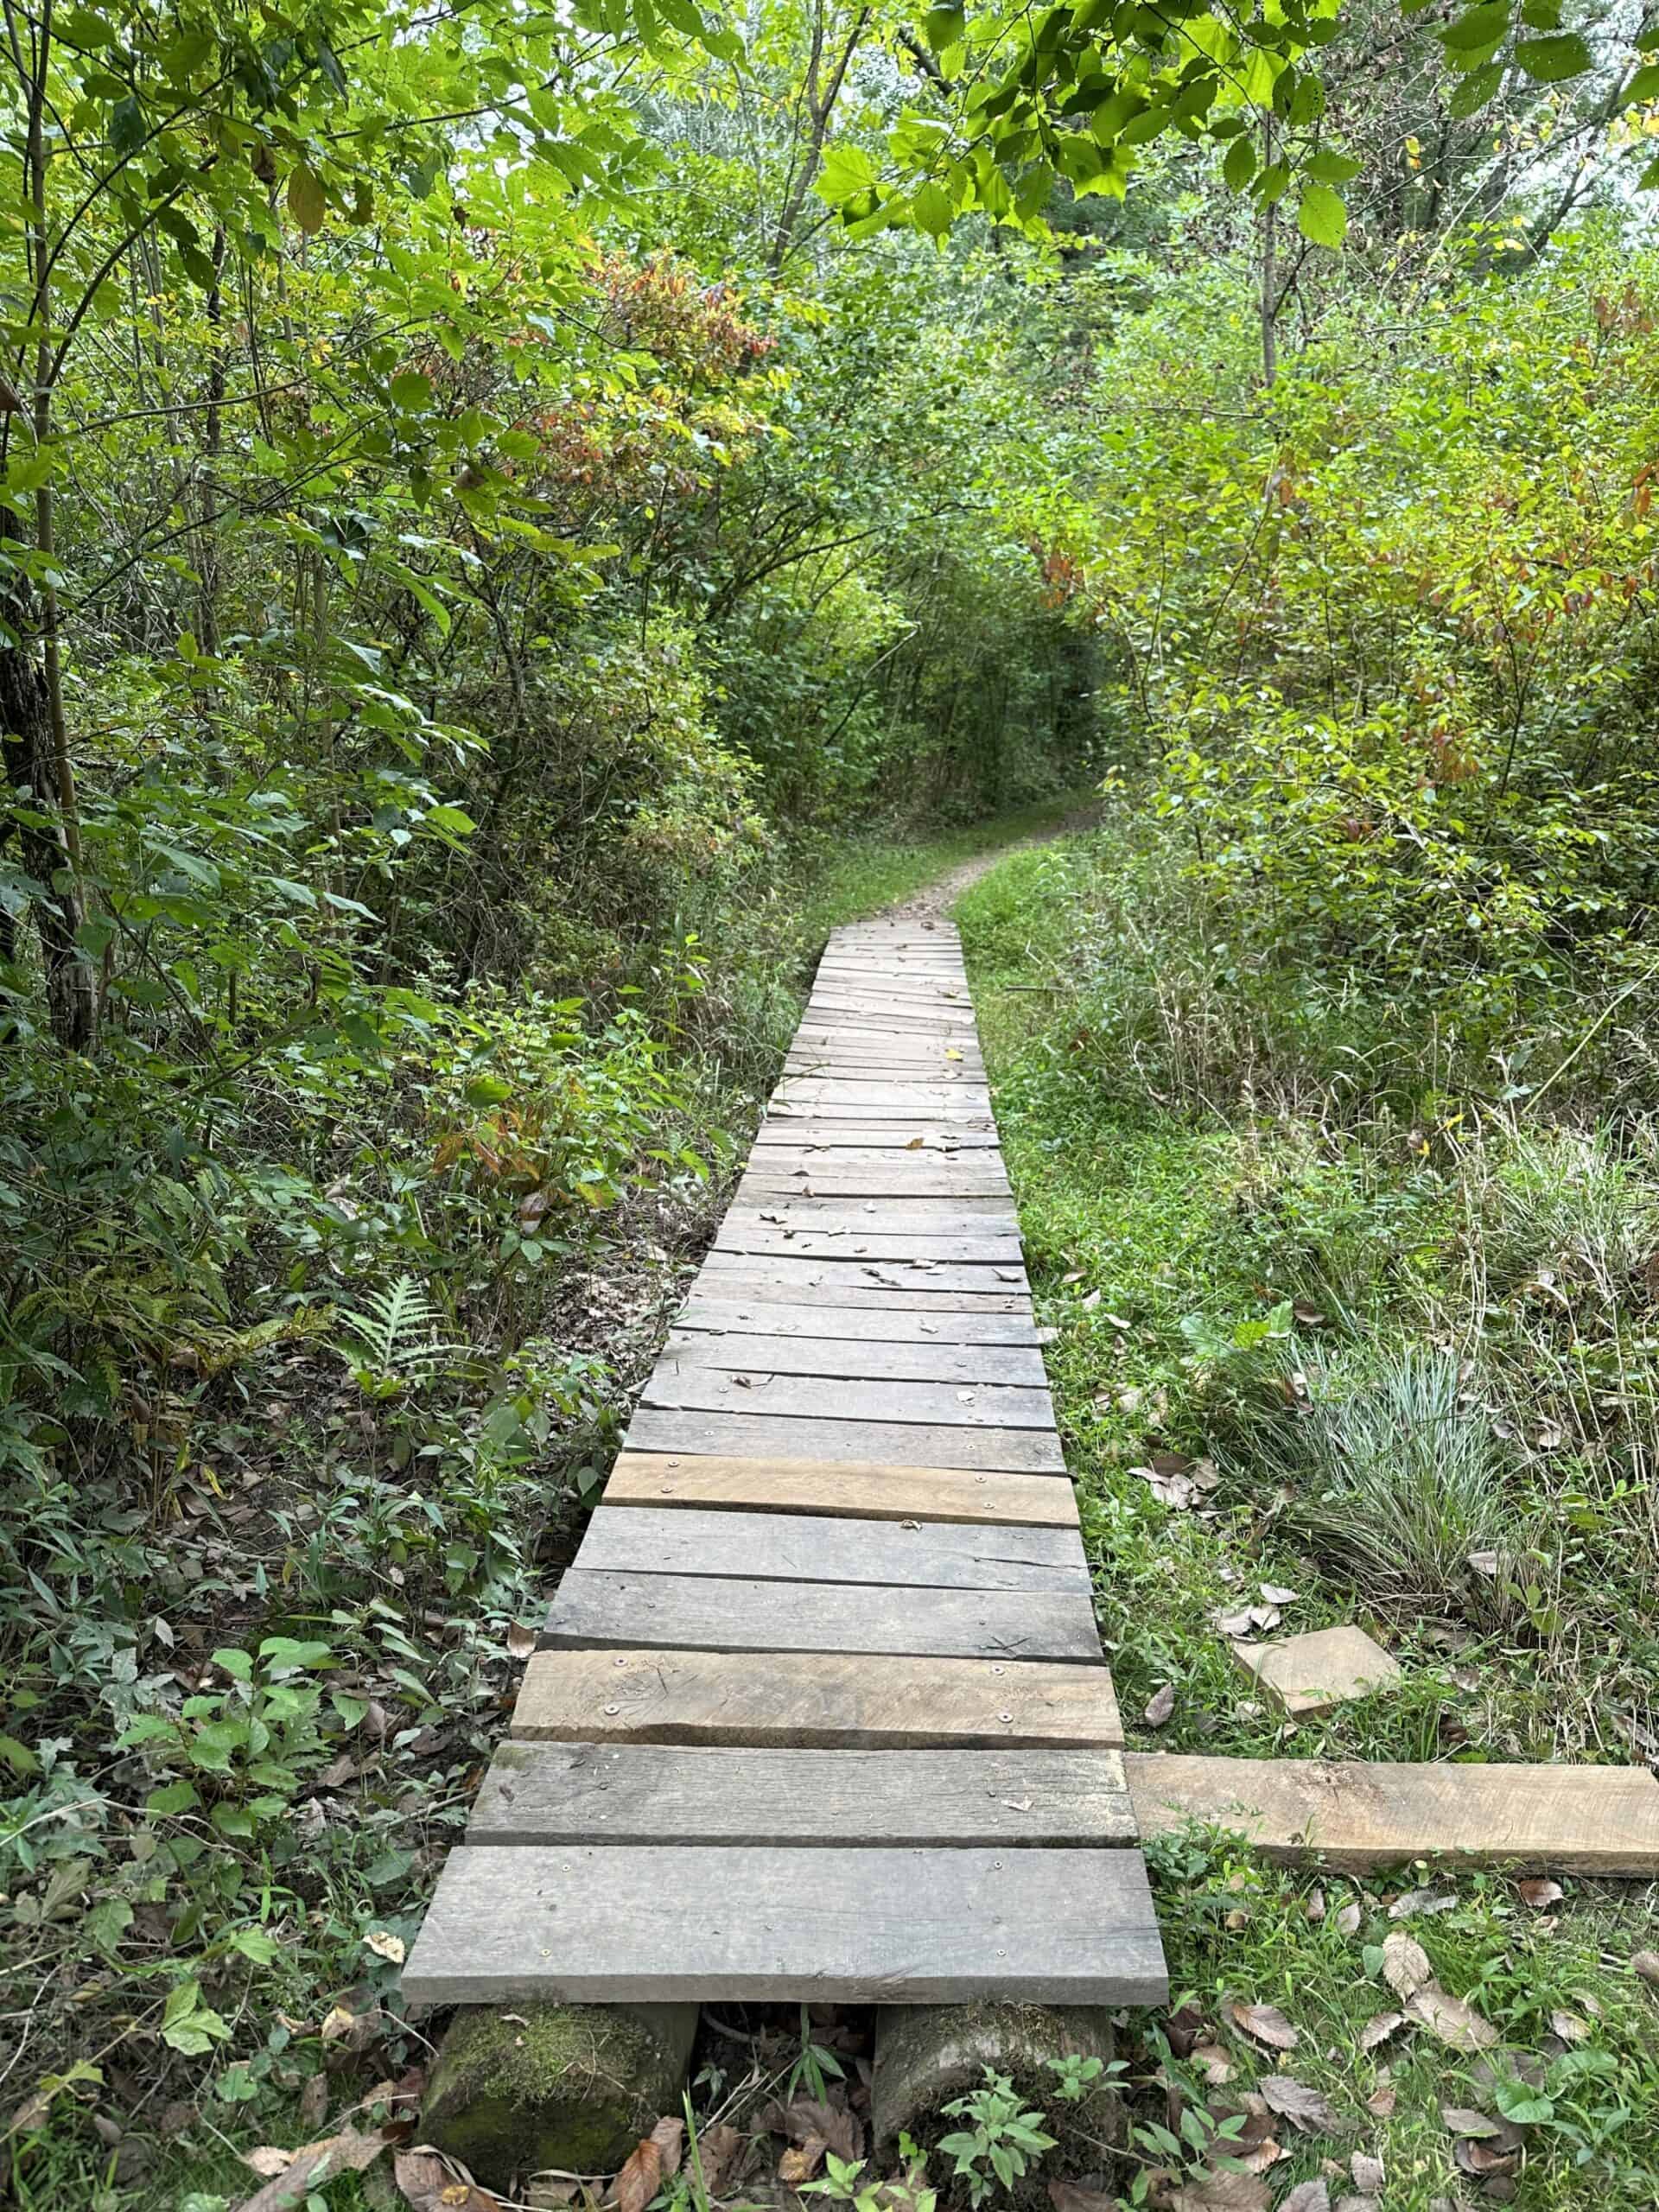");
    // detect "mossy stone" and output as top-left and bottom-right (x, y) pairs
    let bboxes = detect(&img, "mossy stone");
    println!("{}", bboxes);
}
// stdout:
(421, 2001), (698, 2190)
